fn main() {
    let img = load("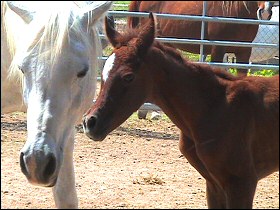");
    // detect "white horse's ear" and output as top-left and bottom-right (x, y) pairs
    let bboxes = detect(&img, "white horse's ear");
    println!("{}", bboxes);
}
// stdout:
(6, 1), (35, 24)
(78, 1), (113, 28)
